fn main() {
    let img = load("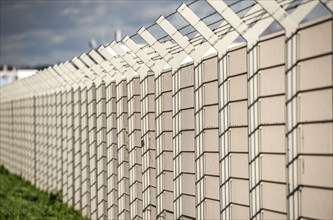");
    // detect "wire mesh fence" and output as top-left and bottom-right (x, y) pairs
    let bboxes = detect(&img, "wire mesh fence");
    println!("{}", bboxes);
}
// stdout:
(0, 1), (332, 219)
